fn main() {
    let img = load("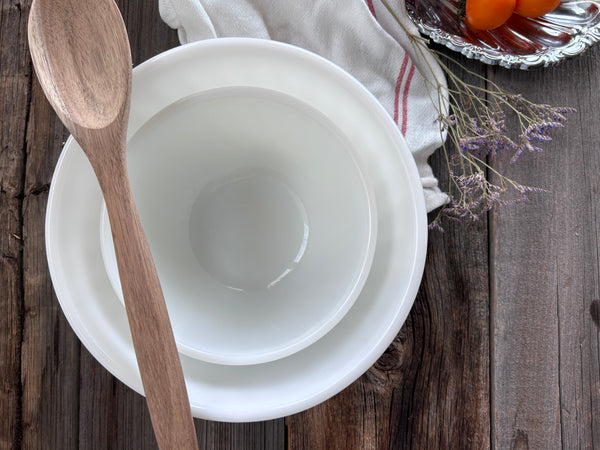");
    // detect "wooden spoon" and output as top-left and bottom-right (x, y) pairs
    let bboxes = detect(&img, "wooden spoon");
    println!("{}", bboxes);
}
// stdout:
(28, 0), (199, 448)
